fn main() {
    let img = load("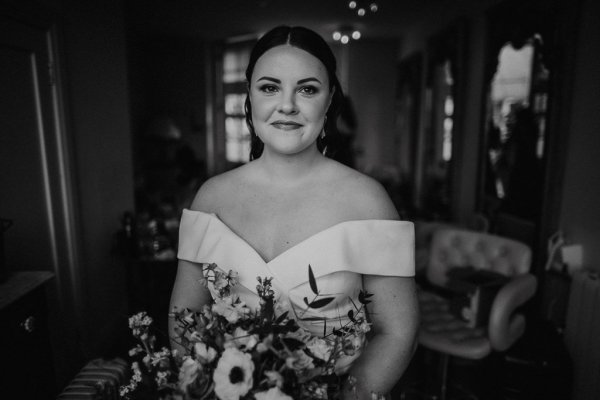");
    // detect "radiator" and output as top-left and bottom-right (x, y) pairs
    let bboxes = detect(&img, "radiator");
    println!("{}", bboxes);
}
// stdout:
(57, 358), (128, 400)
(565, 270), (600, 400)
